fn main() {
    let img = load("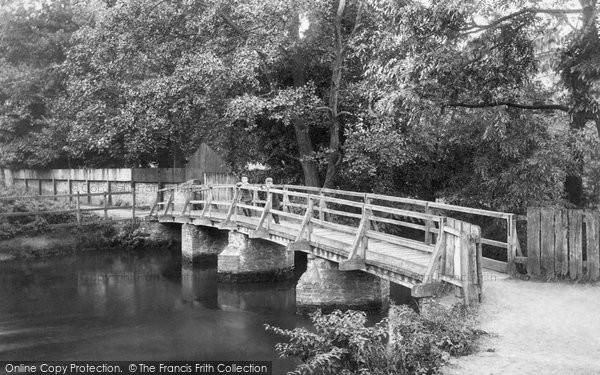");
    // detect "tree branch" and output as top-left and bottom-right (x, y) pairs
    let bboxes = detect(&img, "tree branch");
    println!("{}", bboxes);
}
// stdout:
(463, 7), (584, 33)
(448, 101), (570, 112)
